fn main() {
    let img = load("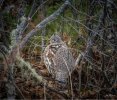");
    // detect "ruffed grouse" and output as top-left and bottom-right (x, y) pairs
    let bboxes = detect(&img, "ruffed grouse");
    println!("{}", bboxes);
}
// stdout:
(43, 34), (75, 83)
